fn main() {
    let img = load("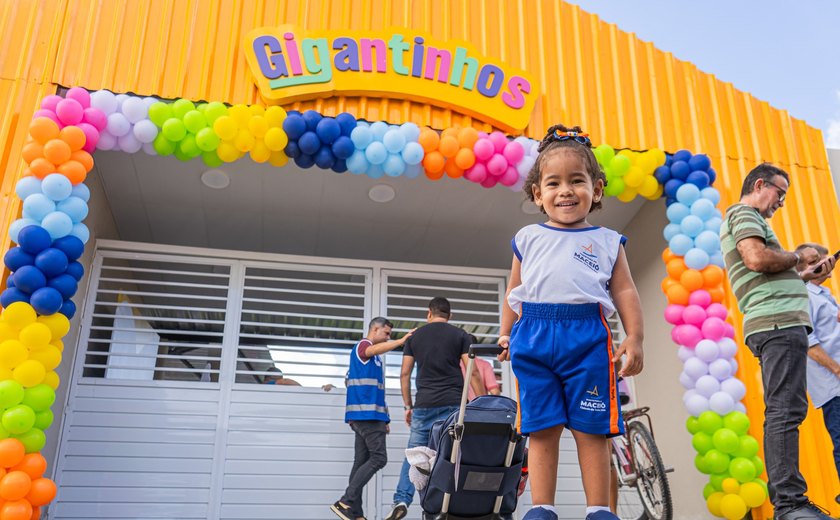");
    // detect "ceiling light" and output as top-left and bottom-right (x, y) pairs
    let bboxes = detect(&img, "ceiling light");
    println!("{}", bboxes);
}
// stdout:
(521, 200), (541, 214)
(368, 184), (395, 203)
(201, 169), (230, 189)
